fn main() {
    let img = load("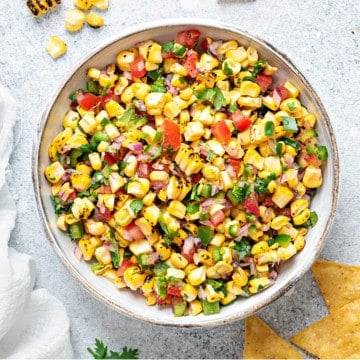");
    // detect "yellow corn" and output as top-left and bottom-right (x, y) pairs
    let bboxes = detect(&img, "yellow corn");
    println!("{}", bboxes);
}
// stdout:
(187, 266), (207, 286)
(181, 283), (198, 302)
(184, 121), (204, 142)
(87, 11), (104, 28)
(232, 267), (248, 287)
(95, 246), (112, 265)
(154, 240), (171, 260)
(71, 197), (95, 219)
(129, 239), (152, 256)
(85, 219), (105, 236)
(126, 178), (150, 198)
(79, 238), (95, 261)
(46, 35), (67, 59)
(270, 215), (290, 230)
(189, 300), (202, 316)
(166, 267), (186, 280)
(44, 161), (65, 183)
(277, 243), (297, 261)
(302, 165), (323, 188)
(283, 81), (299, 98)
(65, 8), (86, 32)
(103, 269), (126, 289)
(271, 185), (294, 208)
(205, 284), (224, 302)
(170, 253), (189, 269)
(123, 266), (147, 290)
(248, 277), (270, 294)
(143, 205), (160, 226)
(56, 214), (67, 231)
(70, 173), (91, 191)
